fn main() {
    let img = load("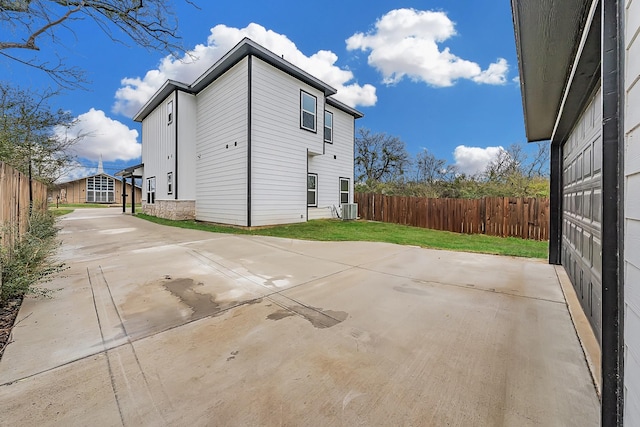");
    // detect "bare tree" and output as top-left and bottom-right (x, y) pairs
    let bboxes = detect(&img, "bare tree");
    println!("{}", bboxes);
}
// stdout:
(481, 142), (550, 197)
(0, 83), (82, 189)
(0, 0), (193, 87)
(414, 148), (458, 183)
(355, 128), (410, 184)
